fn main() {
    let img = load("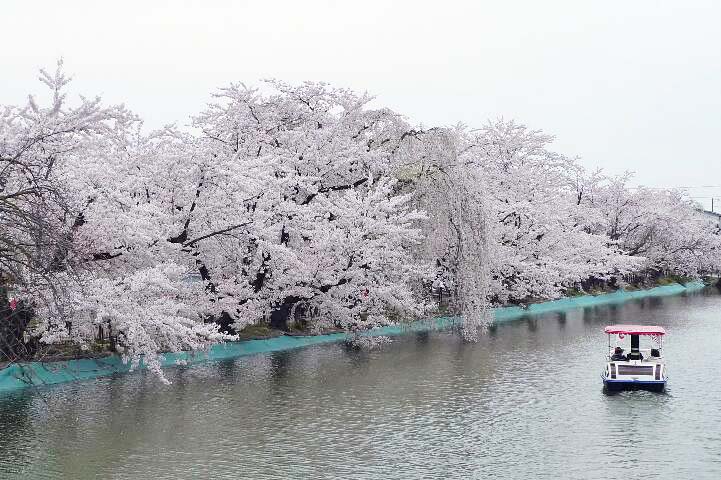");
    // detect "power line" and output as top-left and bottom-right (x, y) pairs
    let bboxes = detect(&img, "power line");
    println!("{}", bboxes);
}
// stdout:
(629, 185), (721, 190)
